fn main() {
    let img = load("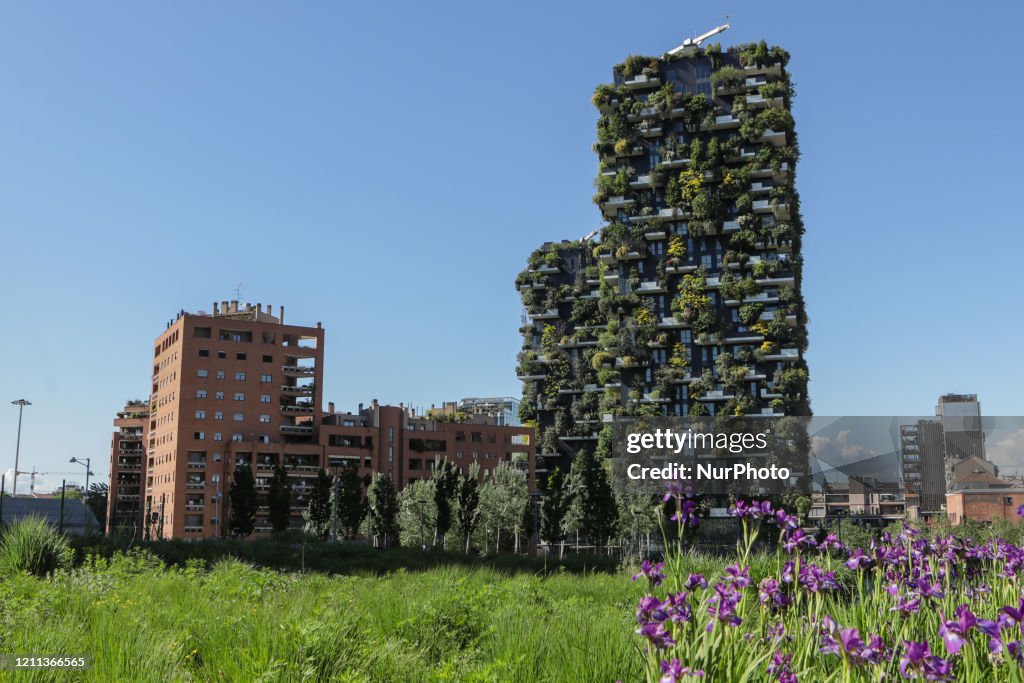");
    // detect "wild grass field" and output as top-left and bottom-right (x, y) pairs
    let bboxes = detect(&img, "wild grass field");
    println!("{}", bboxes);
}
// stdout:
(0, 543), (649, 682)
